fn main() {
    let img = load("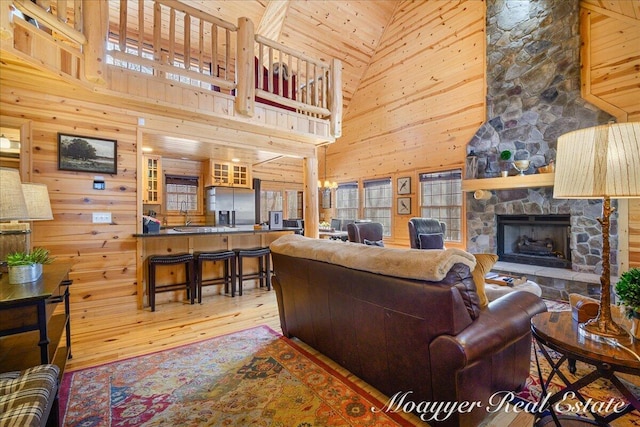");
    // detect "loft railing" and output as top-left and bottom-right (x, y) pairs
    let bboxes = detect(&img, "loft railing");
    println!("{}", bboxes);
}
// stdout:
(107, 0), (237, 92)
(7, 0), (85, 47)
(254, 34), (332, 118)
(1, 0), (342, 137)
